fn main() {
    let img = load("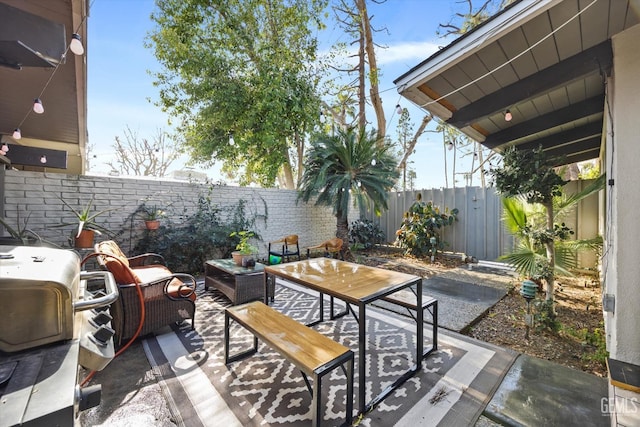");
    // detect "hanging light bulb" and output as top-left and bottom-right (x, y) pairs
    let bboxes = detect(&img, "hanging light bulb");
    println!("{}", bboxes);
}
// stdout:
(504, 109), (512, 122)
(1, 143), (9, 152)
(395, 104), (403, 115)
(33, 98), (44, 114)
(447, 142), (454, 151)
(229, 134), (235, 146)
(70, 33), (85, 55)
(371, 158), (376, 166)
(40, 155), (47, 164)
(12, 128), (21, 140)
(319, 111), (325, 123)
